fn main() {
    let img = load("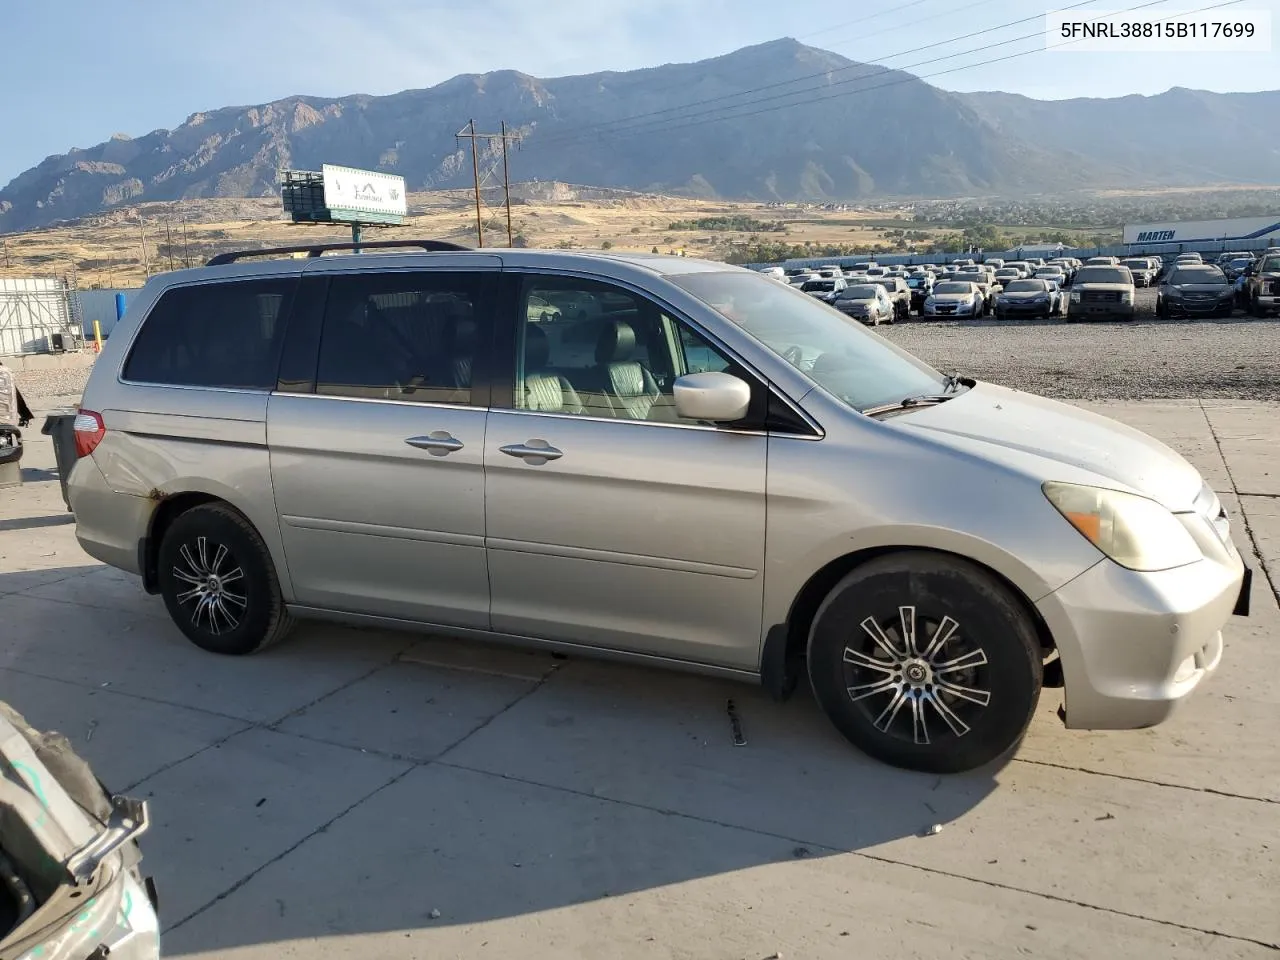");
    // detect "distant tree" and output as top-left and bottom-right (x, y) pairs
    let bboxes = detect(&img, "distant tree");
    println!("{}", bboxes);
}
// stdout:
(601, 240), (613, 249)
(512, 233), (530, 248)
(651, 246), (660, 254)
